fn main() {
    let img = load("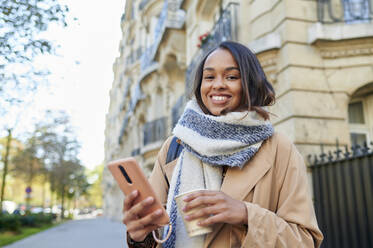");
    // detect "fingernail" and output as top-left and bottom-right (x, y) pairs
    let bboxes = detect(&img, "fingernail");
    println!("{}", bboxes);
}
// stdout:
(155, 209), (162, 215)
(197, 221), (202, 226)
(132, 190), (138, 196)
(183, 196), (189, 201)
(146, 197), (153, 202)
(182, 207), (187, 212)
(184, 215), (190, 220)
